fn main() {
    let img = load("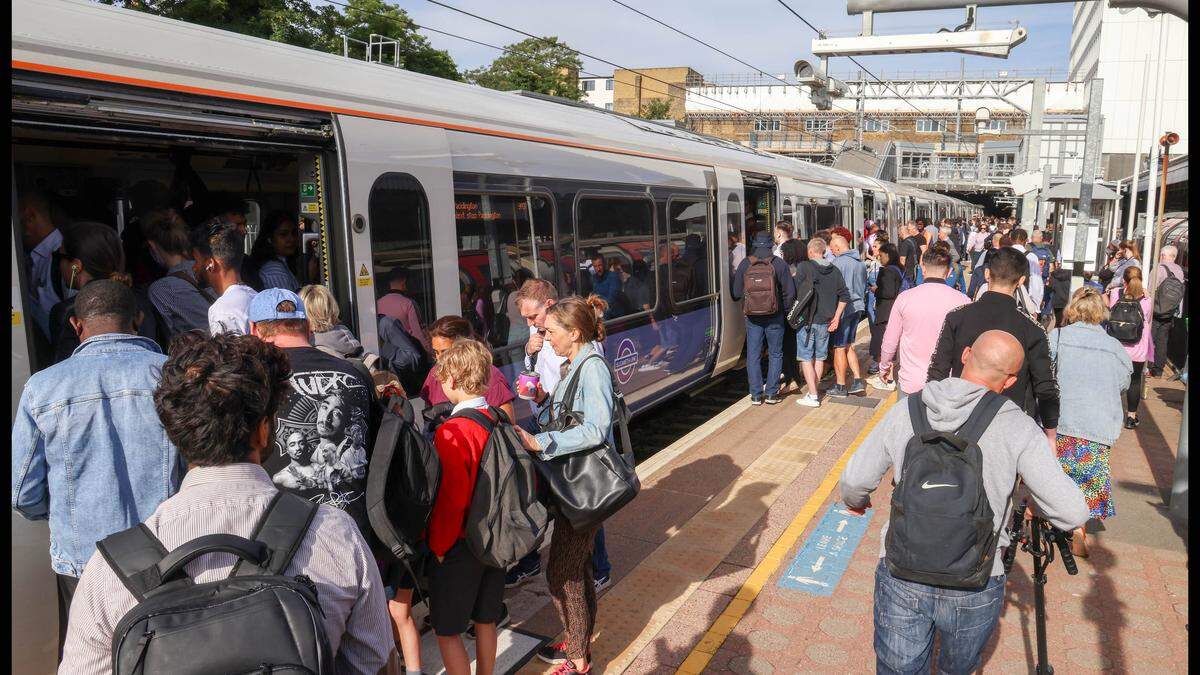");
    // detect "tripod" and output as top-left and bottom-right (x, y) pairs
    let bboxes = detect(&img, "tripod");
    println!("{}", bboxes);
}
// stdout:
(1002, 499), (1080, 675)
